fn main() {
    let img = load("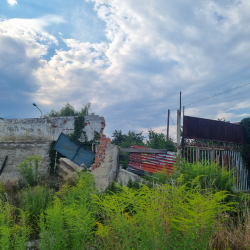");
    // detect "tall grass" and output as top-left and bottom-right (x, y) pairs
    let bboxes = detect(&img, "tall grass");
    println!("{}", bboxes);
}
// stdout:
(18, 185), (53, 226)
(0, 159), (248, 249)
(39, 172), (97, 249)
(16, 155), (41, 186)
(0, 201), (29, 249)
(175, 160), (235, 192)
(210, 193), (250, 250)
(94, 178), (235, 250)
